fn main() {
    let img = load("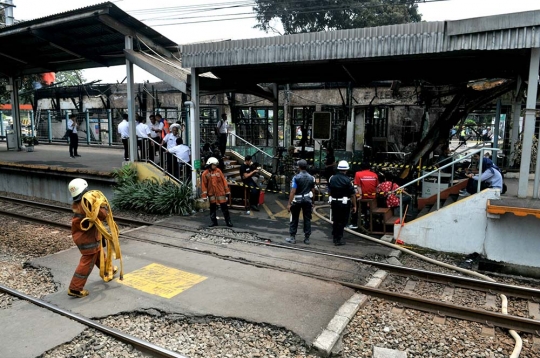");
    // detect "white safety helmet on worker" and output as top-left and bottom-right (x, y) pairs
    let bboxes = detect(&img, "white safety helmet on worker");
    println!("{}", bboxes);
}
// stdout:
(207, 157), (219, 166)
(337, 160), (349, 170)
(68, 178), (88, 201)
